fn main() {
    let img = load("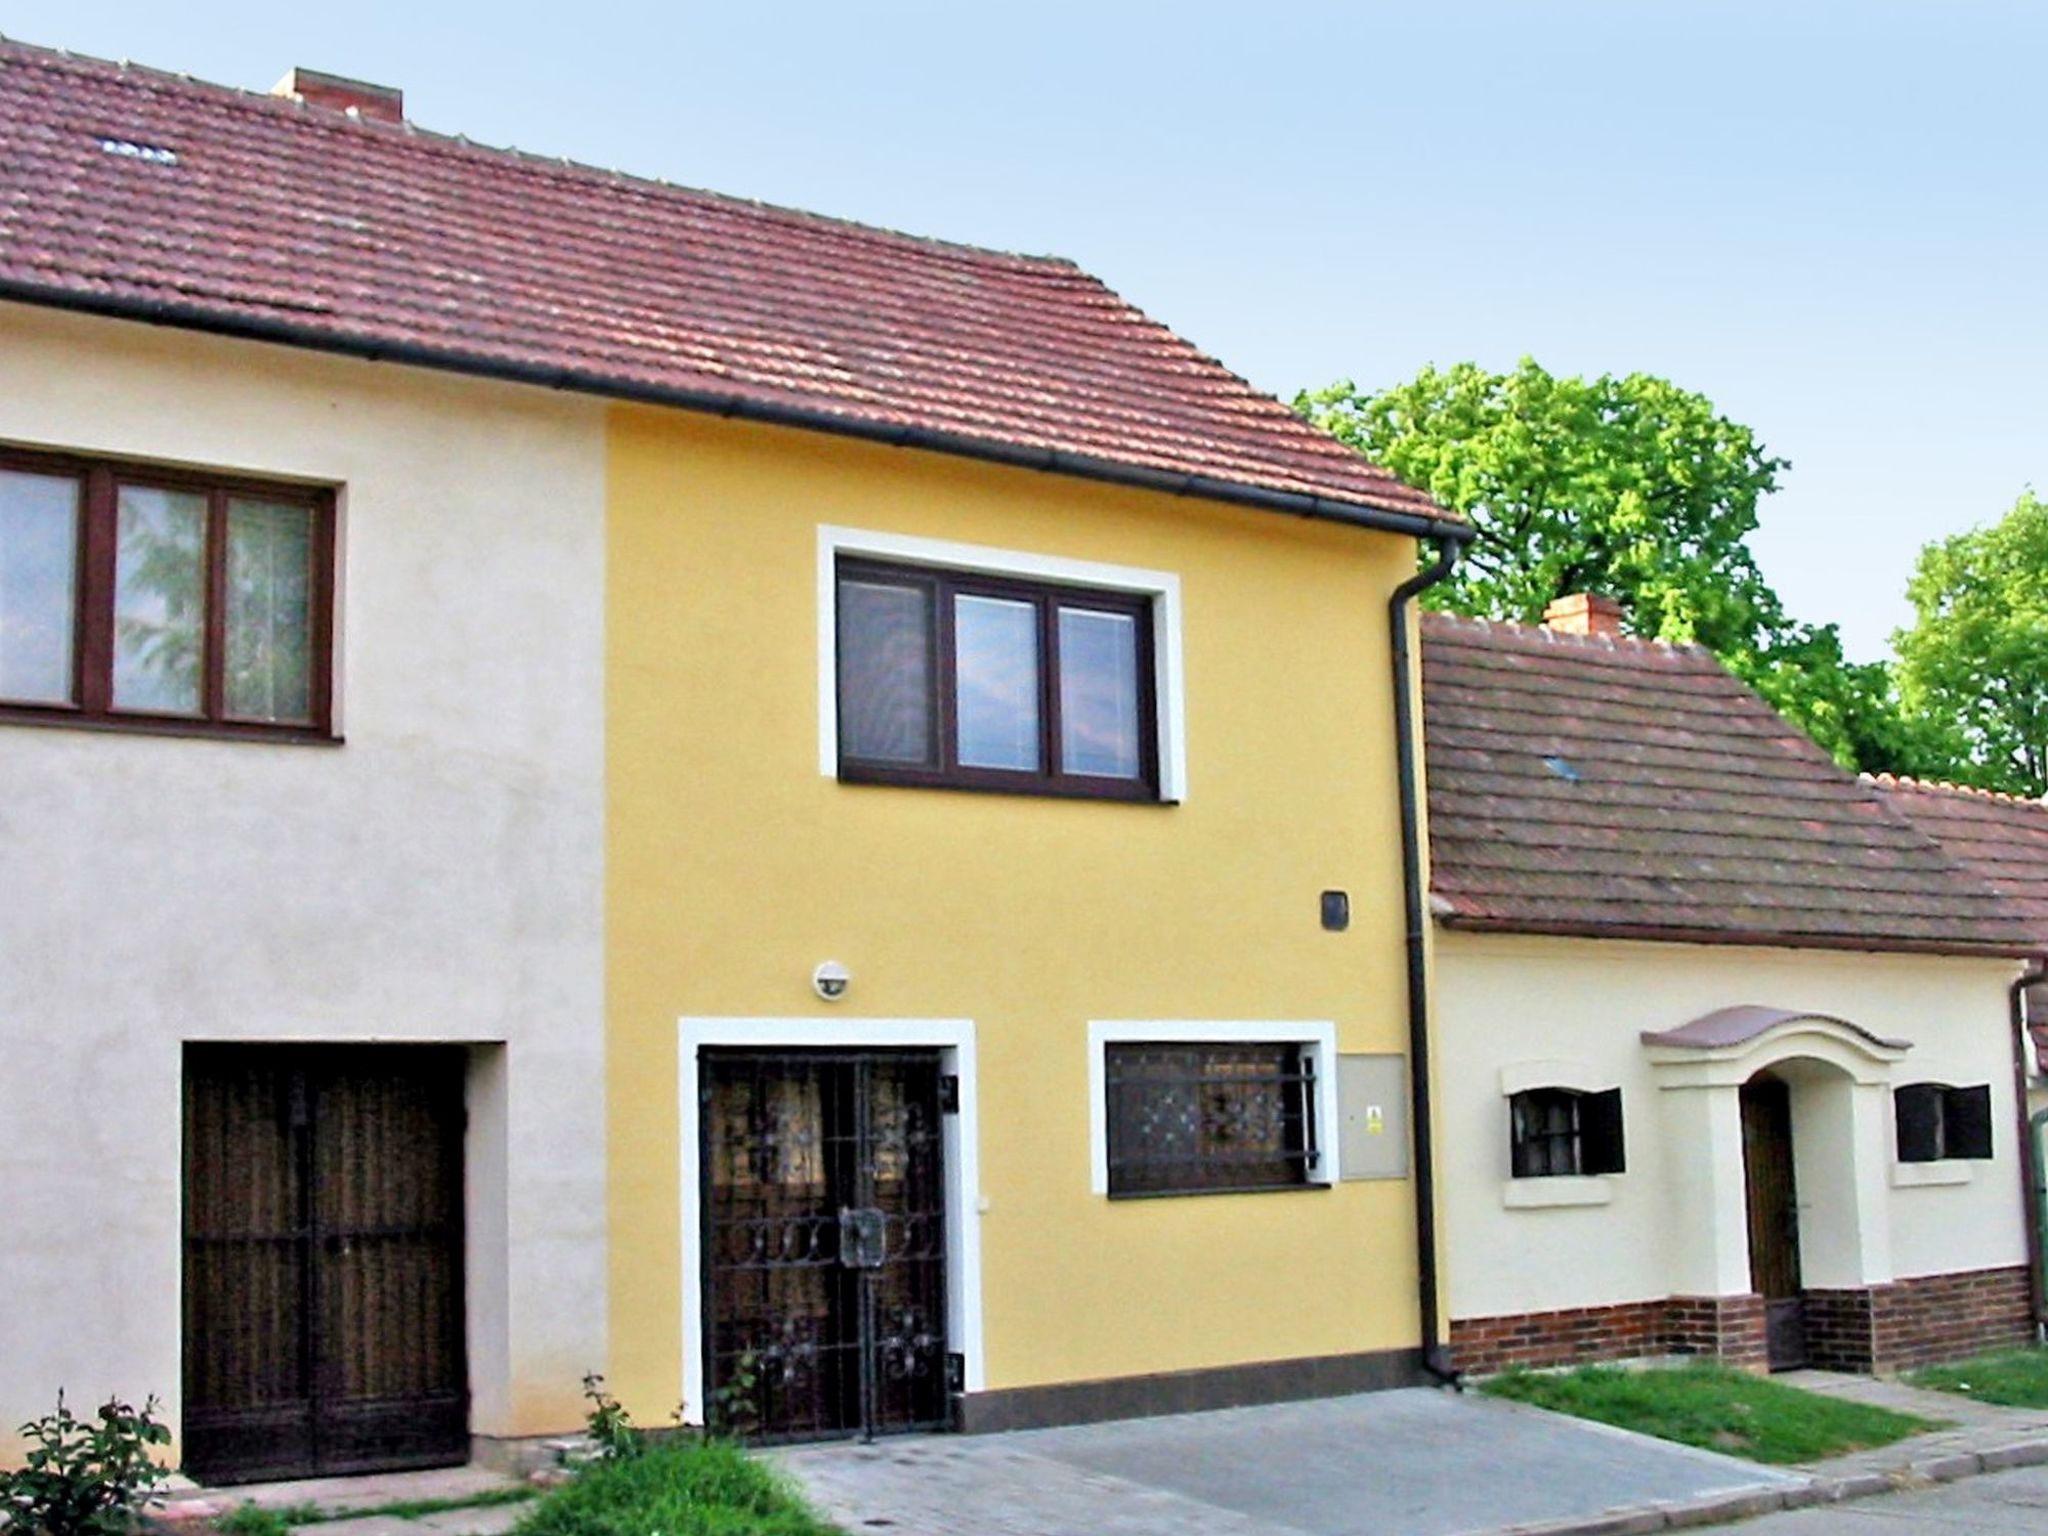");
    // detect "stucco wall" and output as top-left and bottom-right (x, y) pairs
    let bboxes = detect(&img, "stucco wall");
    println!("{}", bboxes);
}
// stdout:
(1435, 931), (2027, 1321)
(0, 305), (608, 1458)
(605, 406), (1423, 1420)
